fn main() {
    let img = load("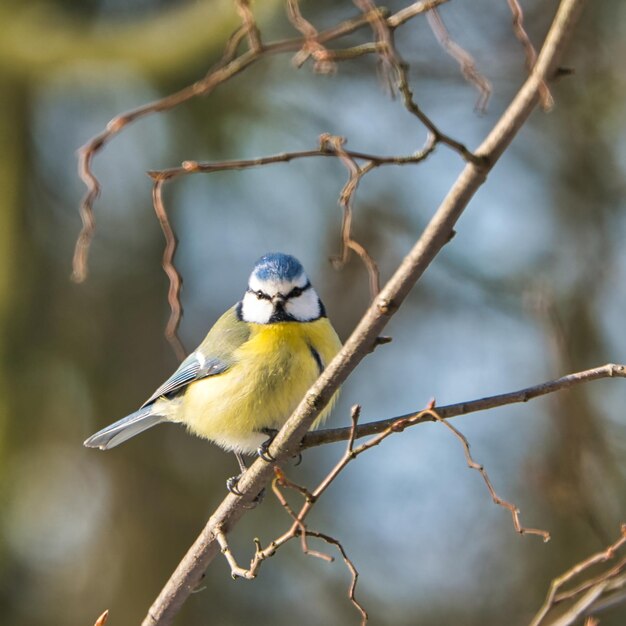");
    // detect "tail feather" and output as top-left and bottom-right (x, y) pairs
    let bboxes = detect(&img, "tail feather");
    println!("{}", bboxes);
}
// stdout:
(84, 406), (166, 450)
